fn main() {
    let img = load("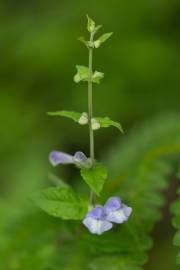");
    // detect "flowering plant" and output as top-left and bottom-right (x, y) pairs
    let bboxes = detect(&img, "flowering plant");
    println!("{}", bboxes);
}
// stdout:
(33, 15), (132, 234)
